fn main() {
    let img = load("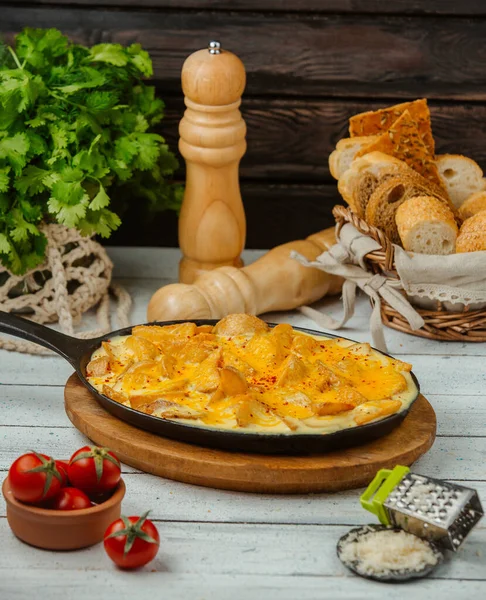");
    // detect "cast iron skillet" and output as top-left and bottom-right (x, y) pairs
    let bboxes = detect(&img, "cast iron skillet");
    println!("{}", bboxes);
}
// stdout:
(0, 311), (420, 455)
